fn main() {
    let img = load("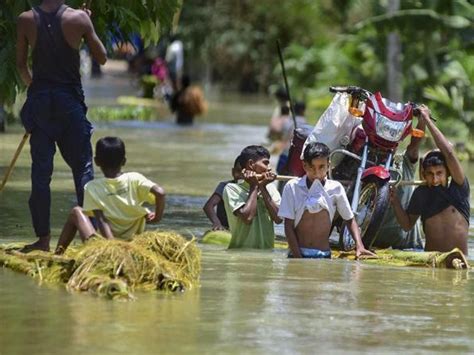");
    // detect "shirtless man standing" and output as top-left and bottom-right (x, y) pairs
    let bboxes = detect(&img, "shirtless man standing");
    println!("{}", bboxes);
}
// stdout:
(278, 142), (375, 259)
(391, 105), (470, 255)
(16, 0), (107, 252)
